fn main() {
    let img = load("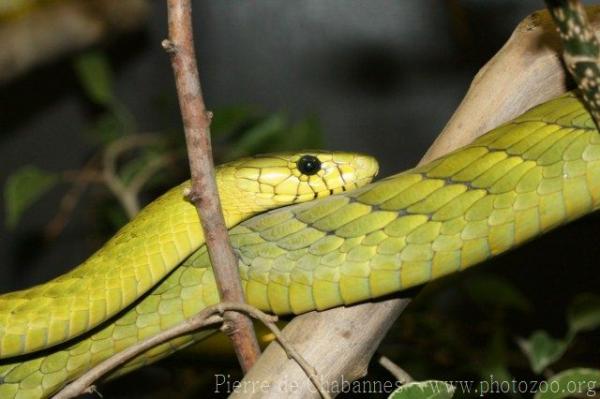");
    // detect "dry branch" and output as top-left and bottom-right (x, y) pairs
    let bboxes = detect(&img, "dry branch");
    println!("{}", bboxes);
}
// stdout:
(163, 0), (260, 372)
(50, 303), (295, 399)
(232, 7), (600, 398)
